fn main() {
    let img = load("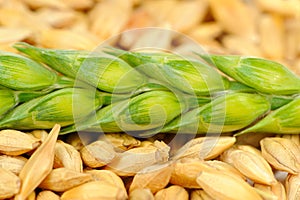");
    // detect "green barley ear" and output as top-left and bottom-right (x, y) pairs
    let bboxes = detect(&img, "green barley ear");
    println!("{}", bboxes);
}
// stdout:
(0, 88), (103, 129)
(0, 89), (17, 118)
(200, 55), (300, 95)
(0, 51), (59, 90)
(105, 47), (228, 95)
(163, 92), (271, 134)
(238, 96), (300, 135)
